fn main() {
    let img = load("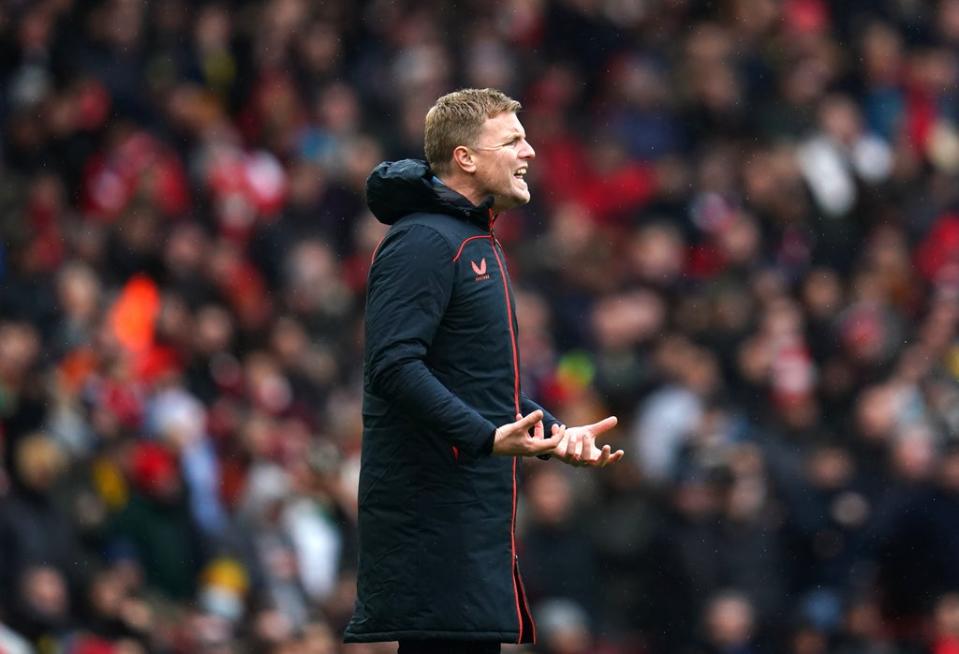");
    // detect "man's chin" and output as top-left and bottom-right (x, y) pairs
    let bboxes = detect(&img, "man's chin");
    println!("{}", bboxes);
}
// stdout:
(493, 191), (531, 212)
